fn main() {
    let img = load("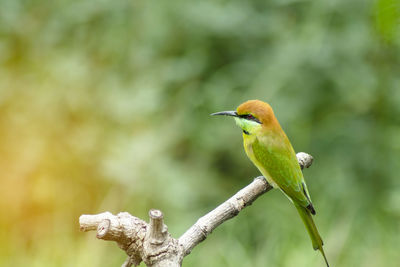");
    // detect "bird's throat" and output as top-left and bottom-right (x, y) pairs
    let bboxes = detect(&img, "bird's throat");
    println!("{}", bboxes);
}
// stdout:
(234, 117), (261, 135)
